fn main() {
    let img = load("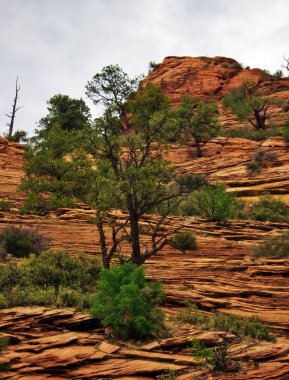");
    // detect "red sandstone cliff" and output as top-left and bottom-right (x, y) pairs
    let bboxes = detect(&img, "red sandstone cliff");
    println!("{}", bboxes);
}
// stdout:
(144, 56), (289, 128)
